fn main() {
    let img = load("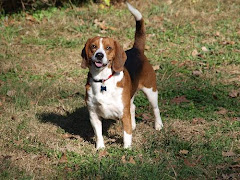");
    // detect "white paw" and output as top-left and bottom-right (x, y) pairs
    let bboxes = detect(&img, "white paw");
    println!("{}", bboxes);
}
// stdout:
(96, 139), (105, 149)
(155, 123), (163, 131)
(96, 144), (105, 150)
